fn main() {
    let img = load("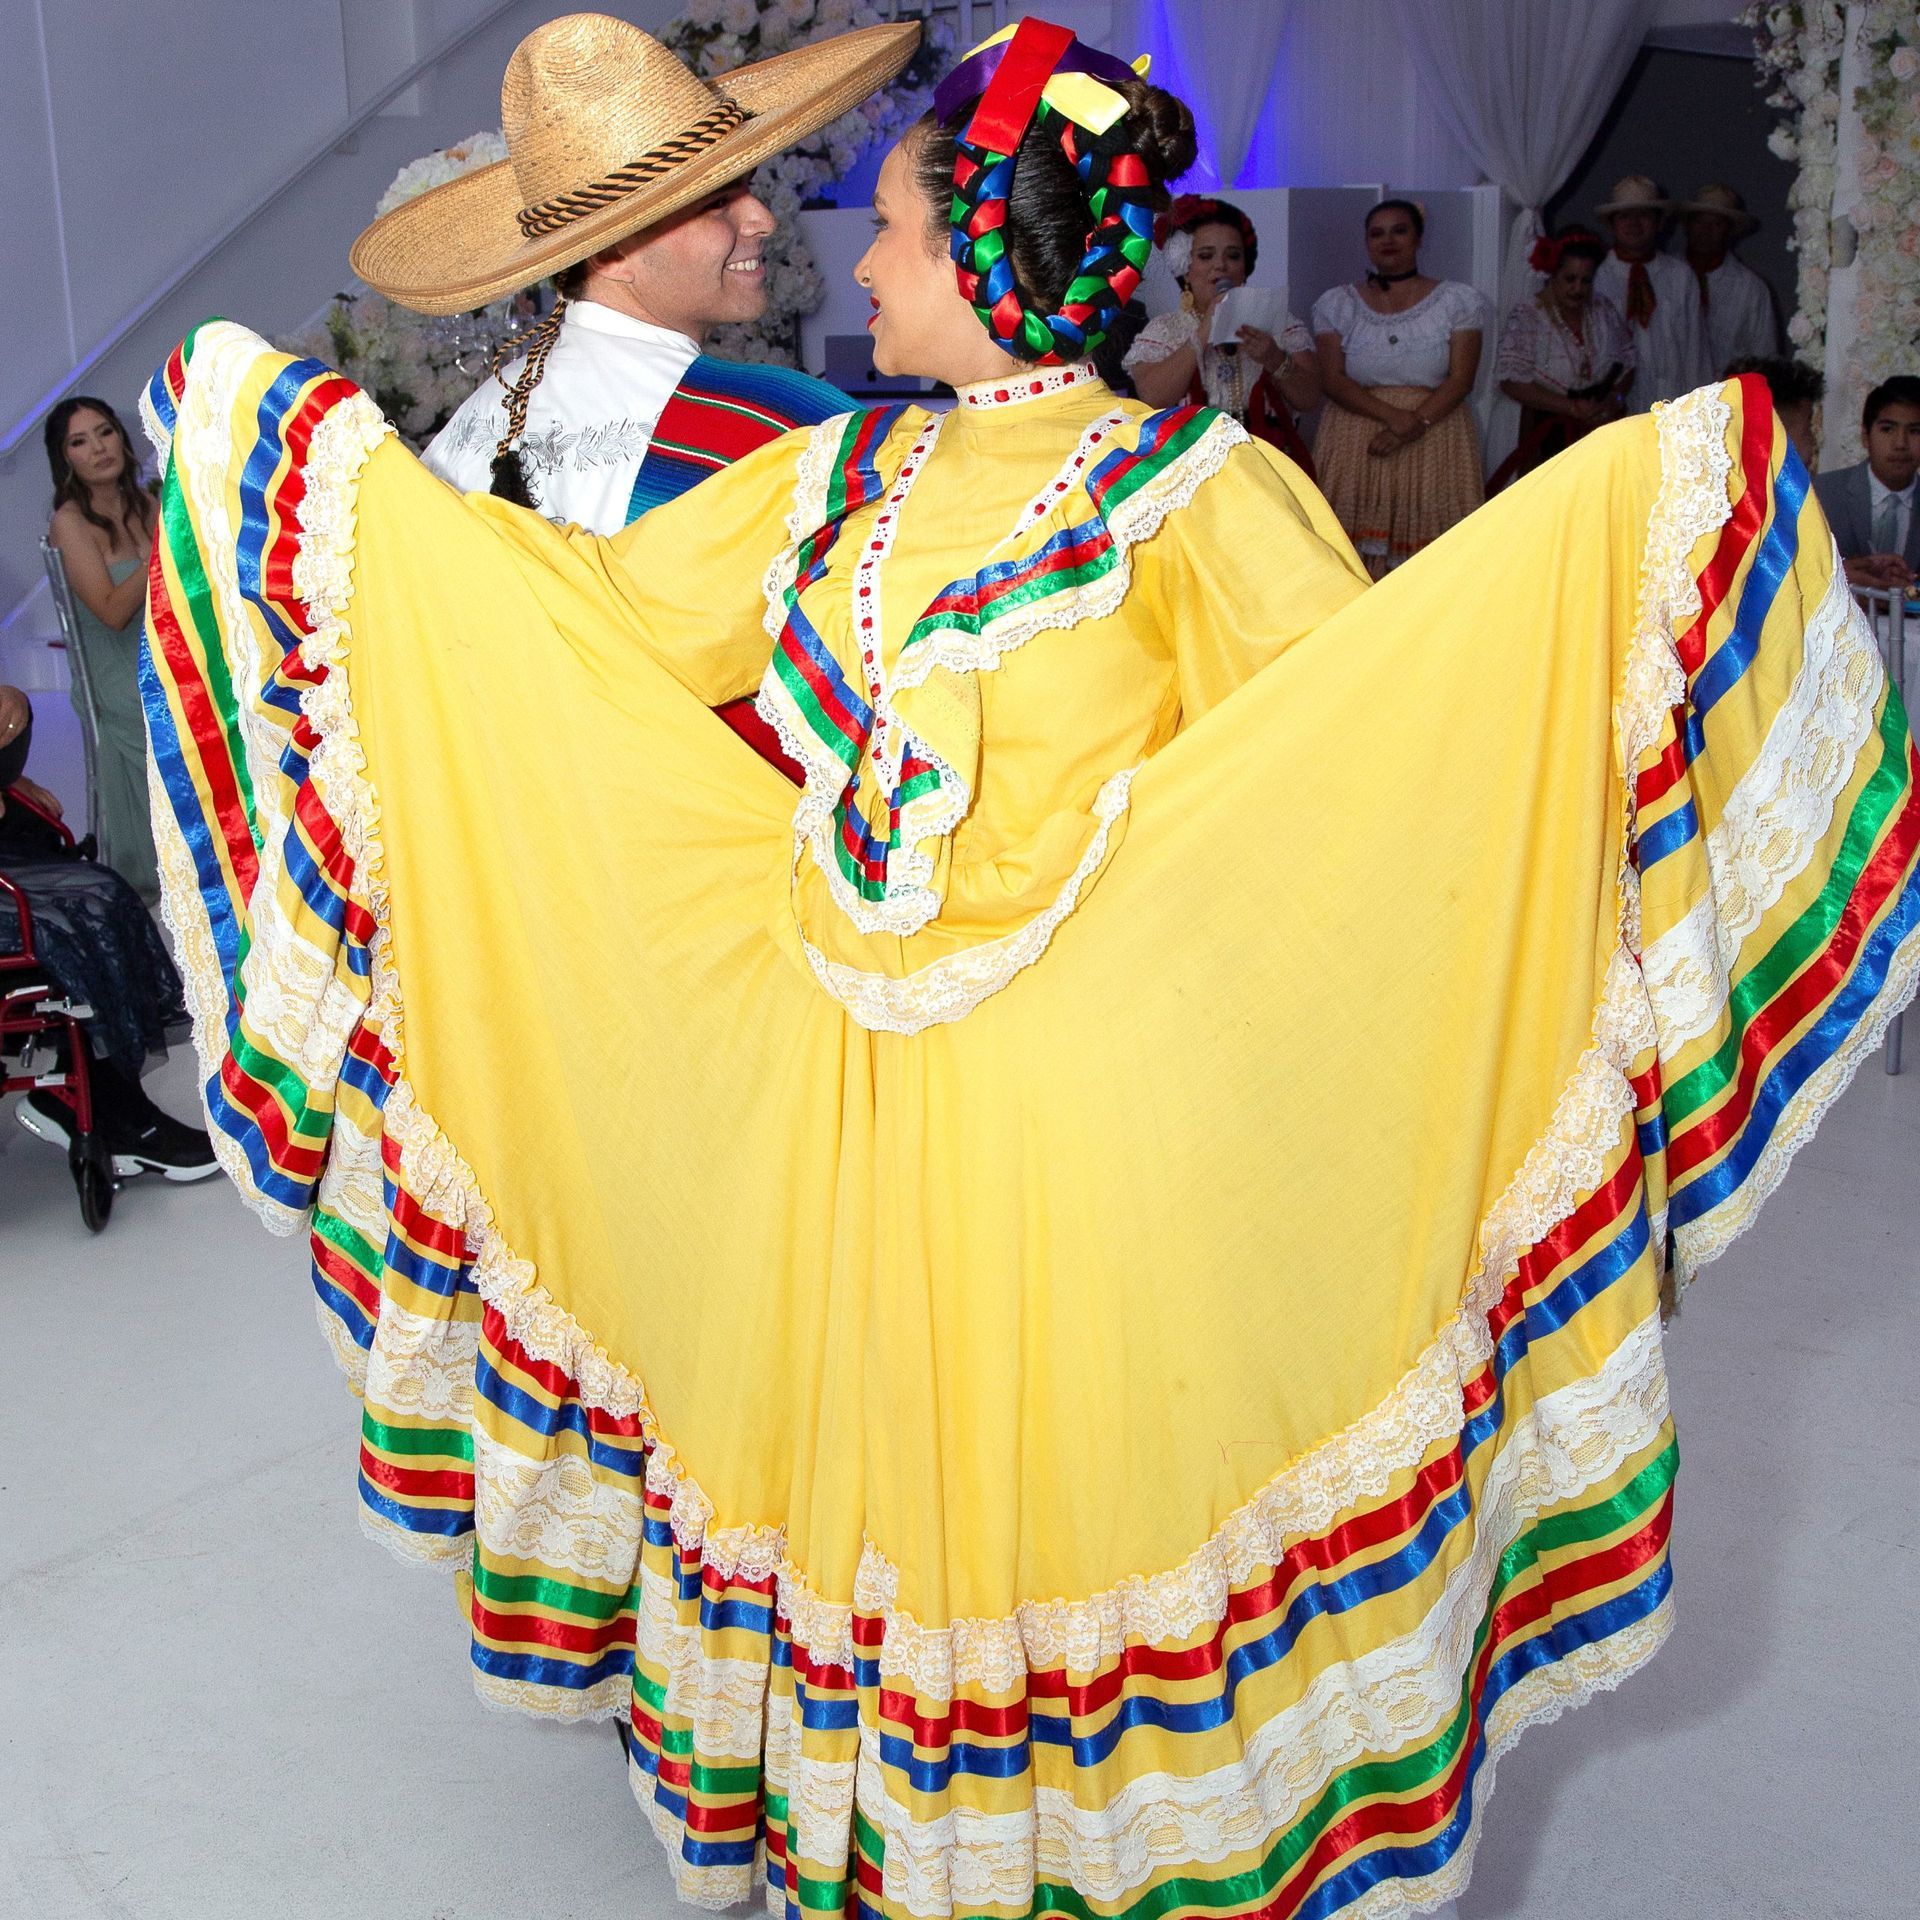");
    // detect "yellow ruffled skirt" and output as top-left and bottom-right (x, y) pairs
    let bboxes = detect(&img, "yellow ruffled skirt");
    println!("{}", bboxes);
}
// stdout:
(141, 326), (1916, 1919)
